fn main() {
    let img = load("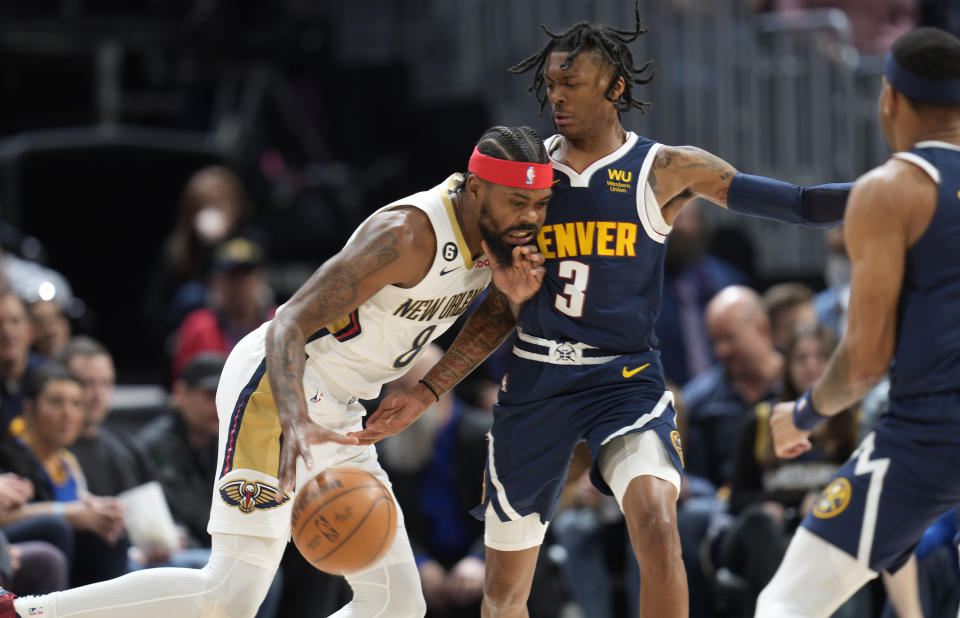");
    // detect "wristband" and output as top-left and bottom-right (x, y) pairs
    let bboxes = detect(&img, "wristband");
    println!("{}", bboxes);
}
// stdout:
(53, 502), (65, 516)
(793, 388), (828, 431)
(418, 380), (440, 402)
